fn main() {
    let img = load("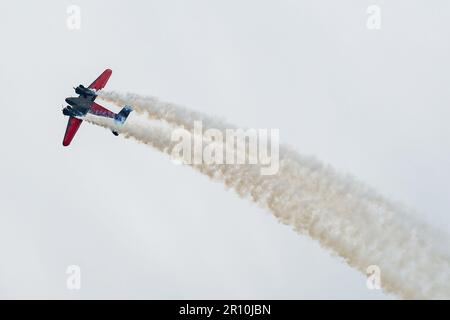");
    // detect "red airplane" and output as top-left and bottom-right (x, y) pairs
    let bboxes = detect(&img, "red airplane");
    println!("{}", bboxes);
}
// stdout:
(62, 69), (132, 146)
